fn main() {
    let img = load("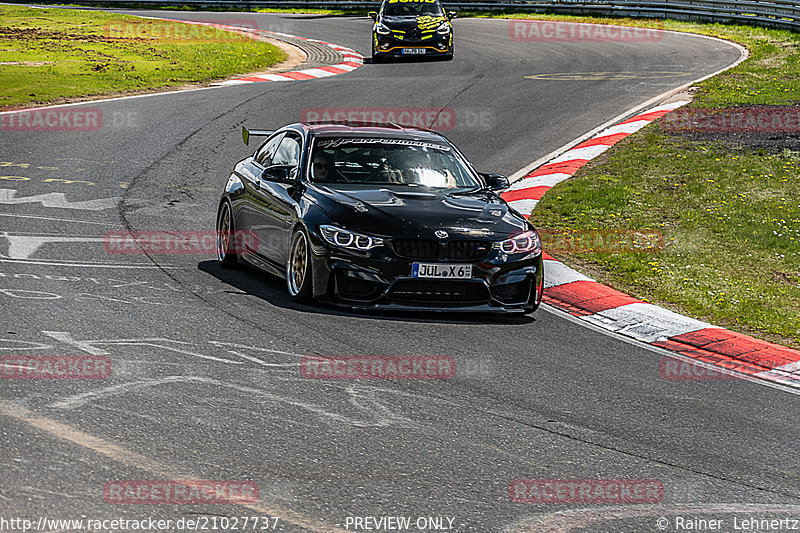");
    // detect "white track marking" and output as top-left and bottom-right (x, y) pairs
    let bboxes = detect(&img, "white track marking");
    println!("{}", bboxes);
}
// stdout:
(48, 376), (418, 428)
(581, 303), (719, 343)
(0, 258), (176, 268)
(595, 119), (653, 137)
(296, 68), (340, 78)
(0, 188), (120, 210)
(0, 401), (350, 532)
(506, 199), (539, 216)
(0, 339), (52, 351)
(506, 173), (572, 191)
(344, 386), (418, 428)
(0, 234), (106, 260)
(0, 213), (123, 226)
(543, 259), (594, 288)
(544, 303), (800, 395)
(41, 331), (242, 364)
(208, 340), (306, 367)
(753, 369), (800, 387)
(548, 144), (611, 163)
